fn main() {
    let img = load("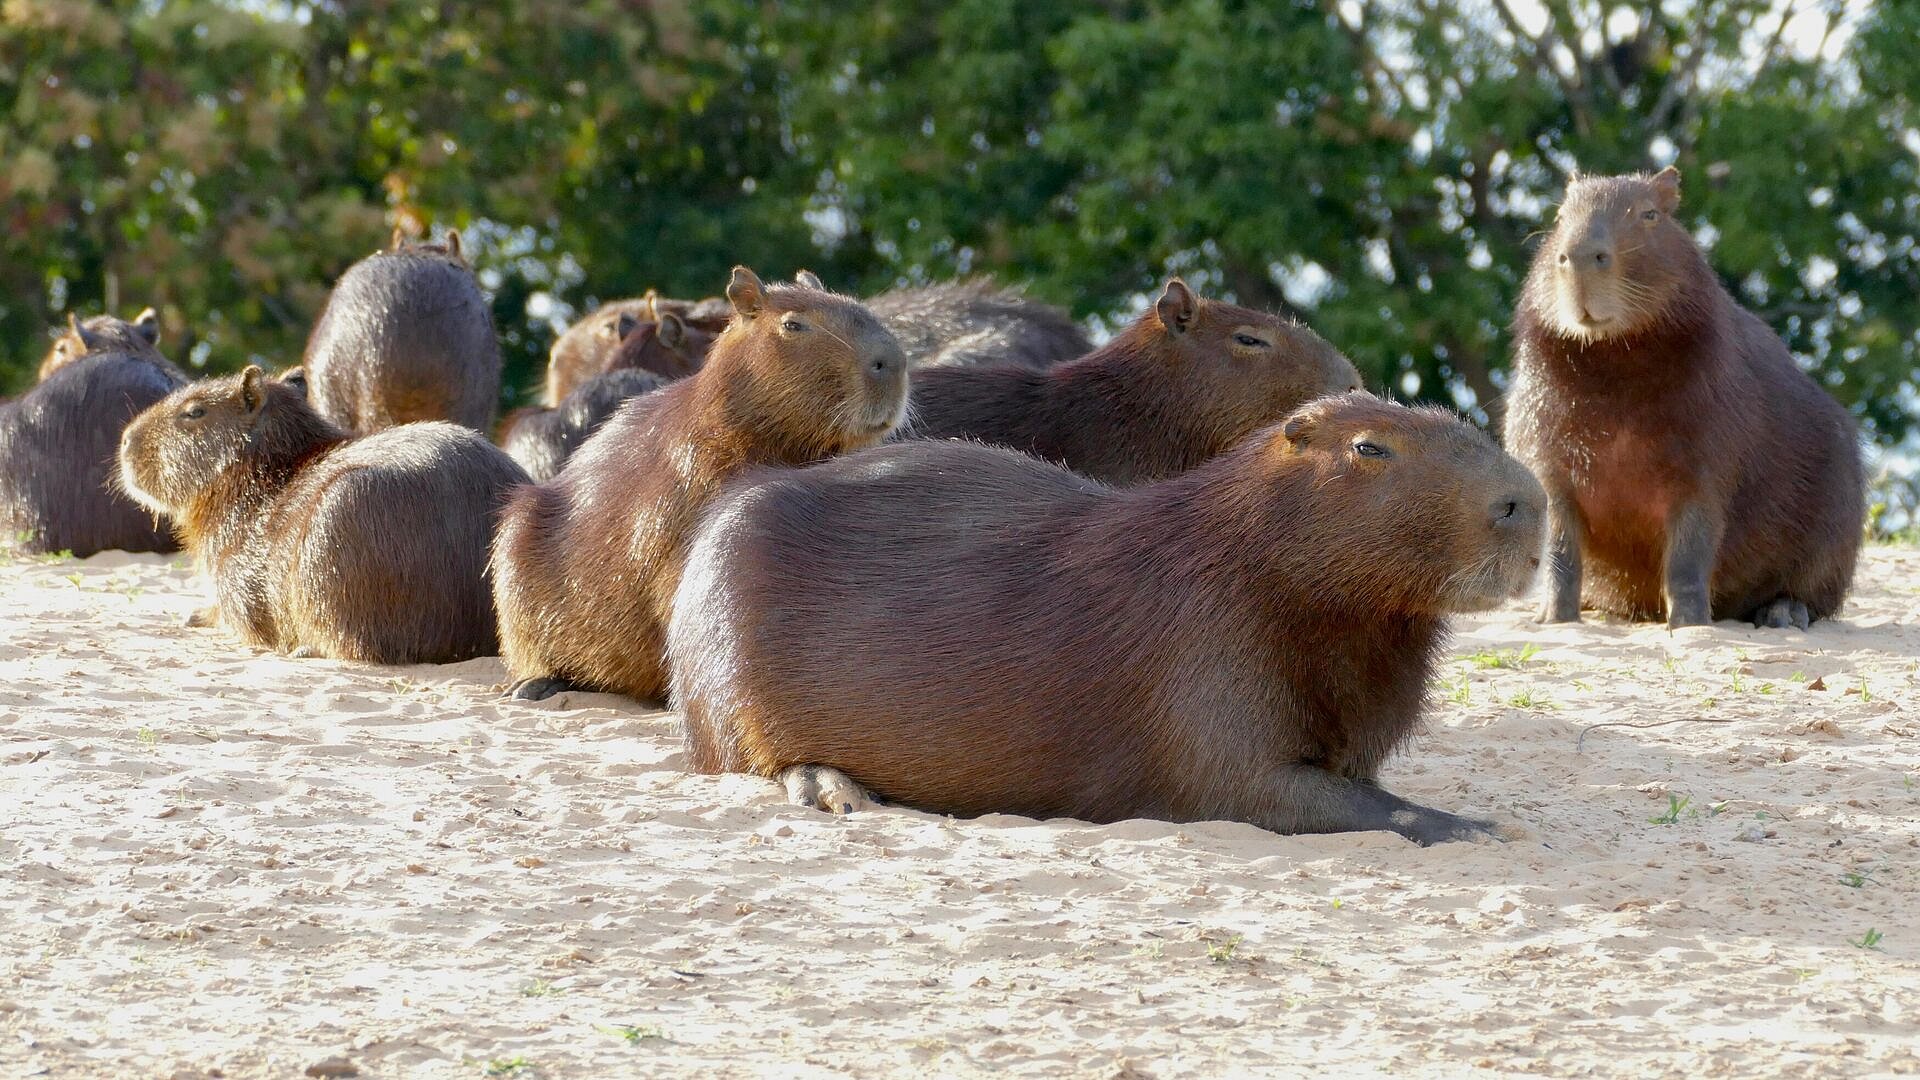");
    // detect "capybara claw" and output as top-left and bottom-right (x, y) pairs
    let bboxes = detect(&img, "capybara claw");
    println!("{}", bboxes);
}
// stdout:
(781, 765), (870, 815)
(507, 676), (574, 702)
